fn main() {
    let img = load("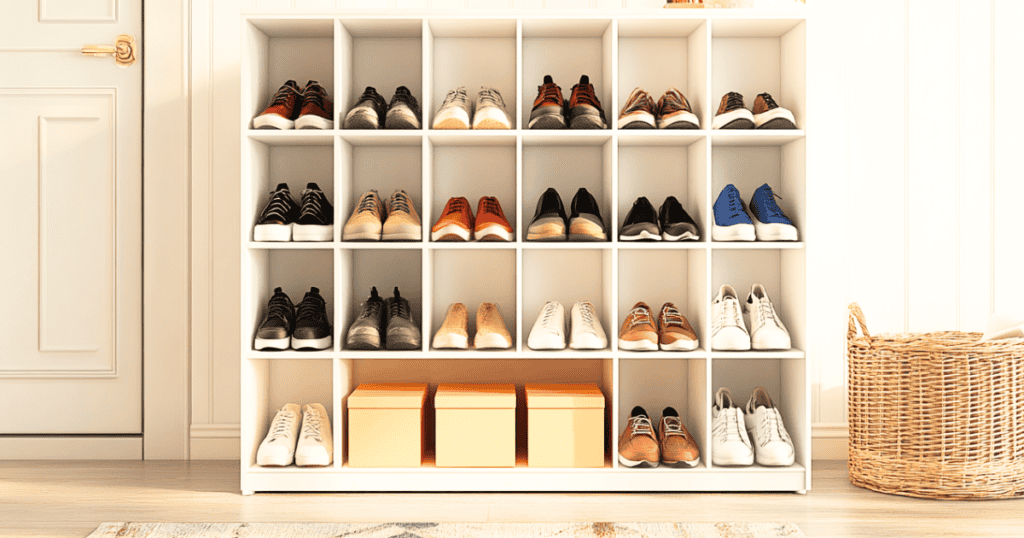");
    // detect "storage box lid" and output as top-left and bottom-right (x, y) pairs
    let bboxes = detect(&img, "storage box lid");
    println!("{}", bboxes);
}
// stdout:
(348, 383), (428, 409)
(434, 383), (516, 409)
(525, 383), (605, 409)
